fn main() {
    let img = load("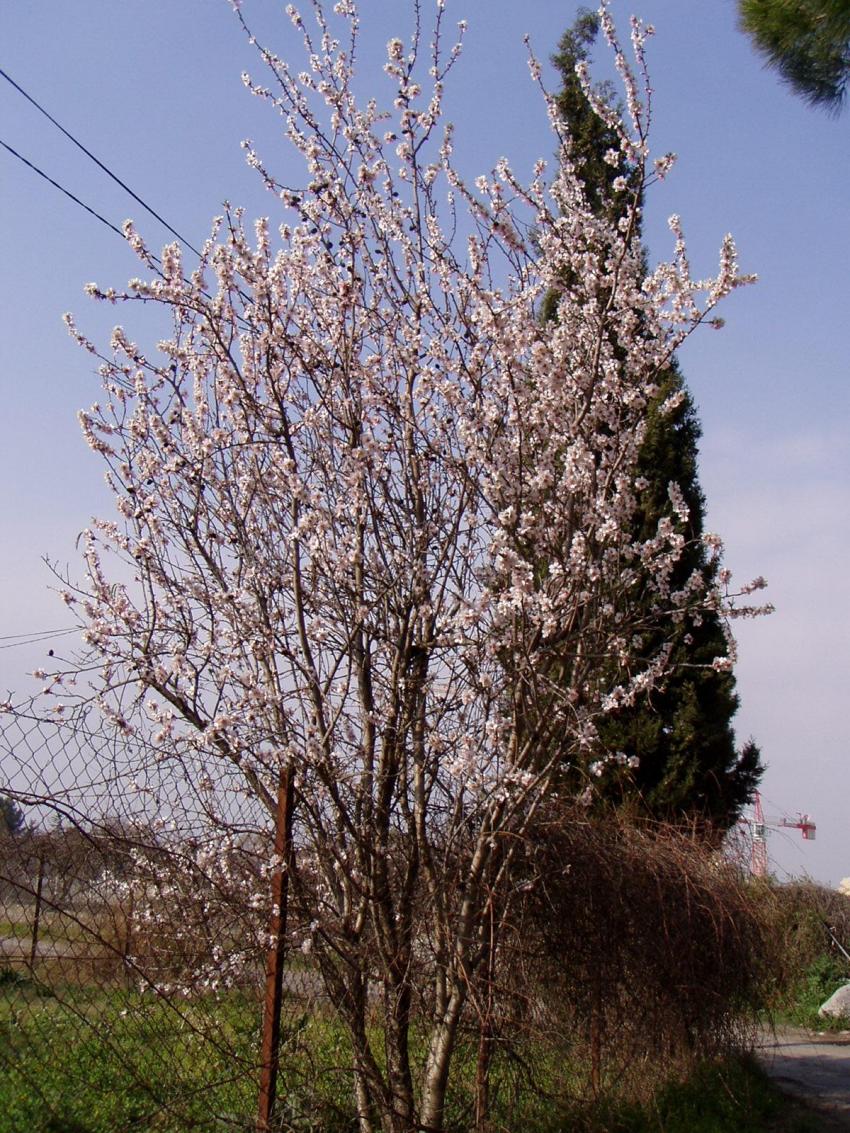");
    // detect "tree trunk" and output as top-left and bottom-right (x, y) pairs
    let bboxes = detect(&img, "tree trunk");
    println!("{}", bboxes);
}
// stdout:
(419, 986), (466, 1133)
(474, 897), (497, 1133)
(384, 980), (415, 1133)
